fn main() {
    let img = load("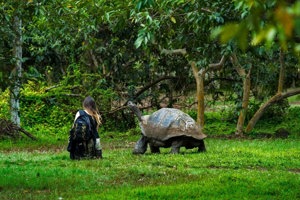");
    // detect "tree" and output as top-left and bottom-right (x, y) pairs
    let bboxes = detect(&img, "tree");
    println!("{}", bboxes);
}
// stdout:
(191, 57), (225, 129)
(131, 0), (236, 129)
(245, 50), (300, 132)
(0, 1), (26, 127)
(2, 0), (298, 133)
(10, 14), (22, 127)
(230, 54), (252, 135)
(213, 0), (300, 54)
(213, 0), (300, 133)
